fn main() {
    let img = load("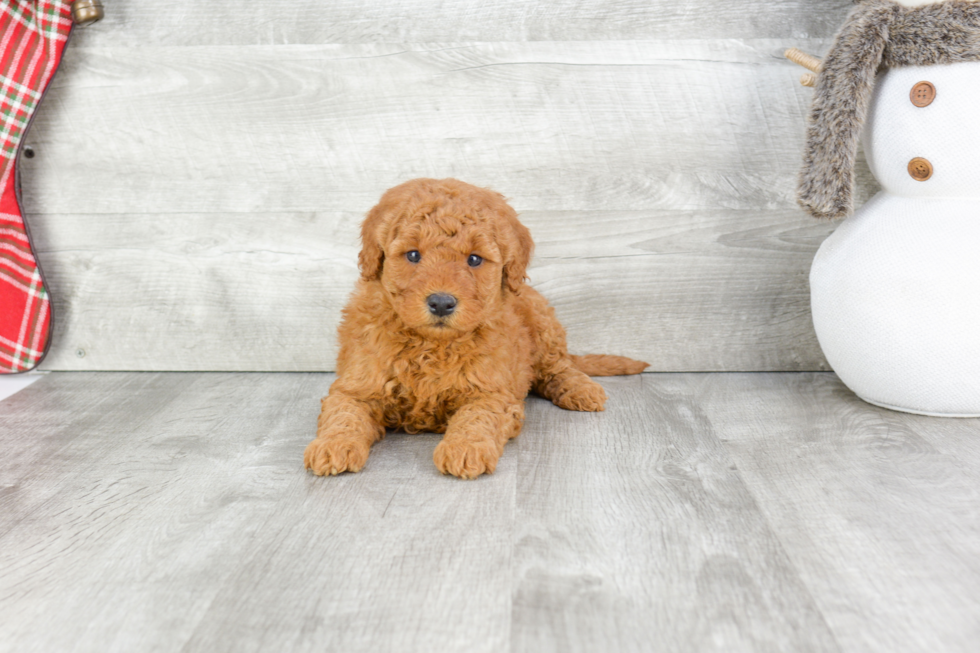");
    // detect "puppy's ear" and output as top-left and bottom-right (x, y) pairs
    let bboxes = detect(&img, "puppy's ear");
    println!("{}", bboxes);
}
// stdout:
(358, 202), (387, 281)
(495, 197), (534, 293)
